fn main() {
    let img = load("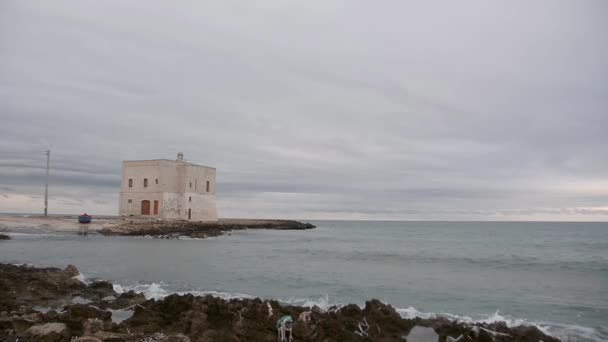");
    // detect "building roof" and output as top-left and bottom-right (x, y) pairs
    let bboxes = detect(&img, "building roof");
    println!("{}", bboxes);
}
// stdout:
(121, 158), (215, 170)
